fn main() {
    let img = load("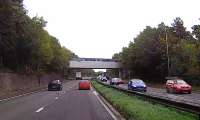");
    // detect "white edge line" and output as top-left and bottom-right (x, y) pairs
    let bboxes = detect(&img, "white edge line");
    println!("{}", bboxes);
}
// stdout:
(93, 90), (117, 120)
(36, 107), (44, 113)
